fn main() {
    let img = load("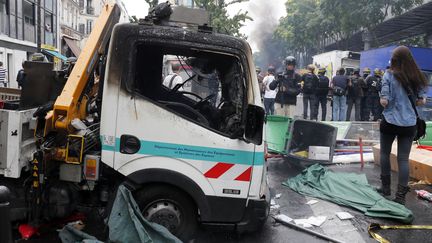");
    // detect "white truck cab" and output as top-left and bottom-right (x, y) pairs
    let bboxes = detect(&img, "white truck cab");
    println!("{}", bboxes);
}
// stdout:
(99, 17), (269, 239)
